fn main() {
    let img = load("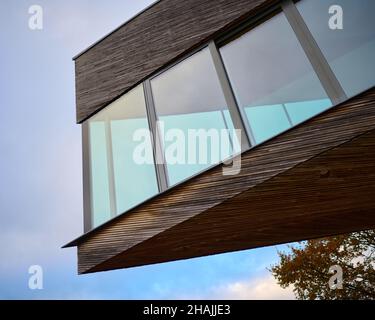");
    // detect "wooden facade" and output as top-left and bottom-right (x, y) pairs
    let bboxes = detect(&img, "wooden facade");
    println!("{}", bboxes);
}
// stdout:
(67, 88), (375, 274)
(74, 0), (276, 123)
(68, 0), (375, 274)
